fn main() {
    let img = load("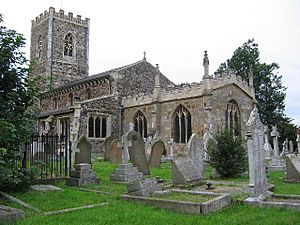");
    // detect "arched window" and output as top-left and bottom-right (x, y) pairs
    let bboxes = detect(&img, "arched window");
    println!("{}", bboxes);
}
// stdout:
(172, 105), (192, 143)
(64, 33), (74, 57)
(37, 34), (42, 59)
(88, 116), (107, 138)
(53, 97), (58, 109)
(225, 100), (240, 136)
(133, 110), (147, 138)
(69, 93), (73, 106)
(86, 88), (92, 100)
